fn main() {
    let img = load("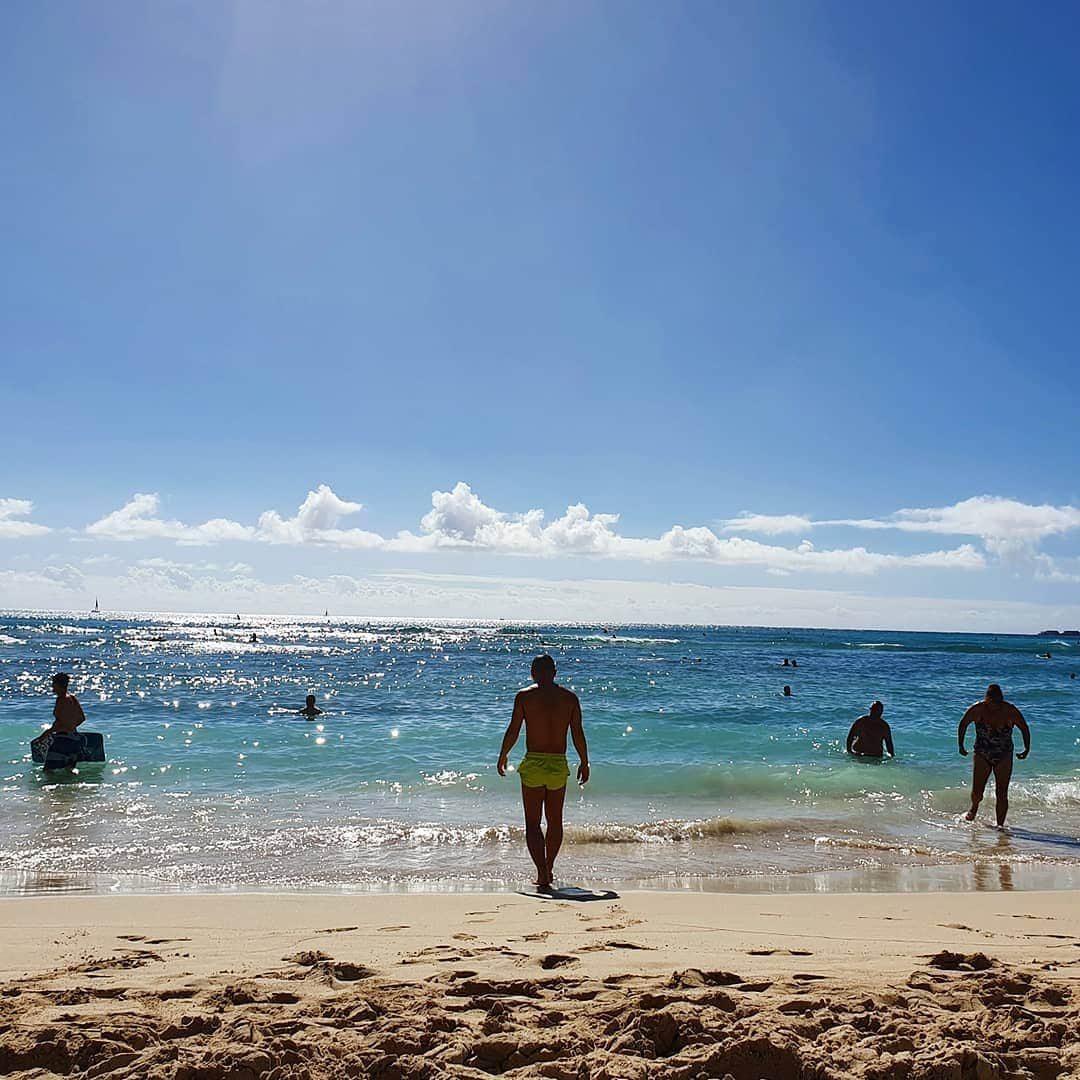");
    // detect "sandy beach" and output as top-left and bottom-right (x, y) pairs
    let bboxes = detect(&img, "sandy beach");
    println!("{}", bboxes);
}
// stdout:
(2, 888), (1078, 1079)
